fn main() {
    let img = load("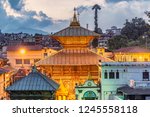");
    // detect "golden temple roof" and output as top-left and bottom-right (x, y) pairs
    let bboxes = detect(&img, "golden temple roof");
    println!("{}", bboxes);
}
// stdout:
(36, 49), (113, 66)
